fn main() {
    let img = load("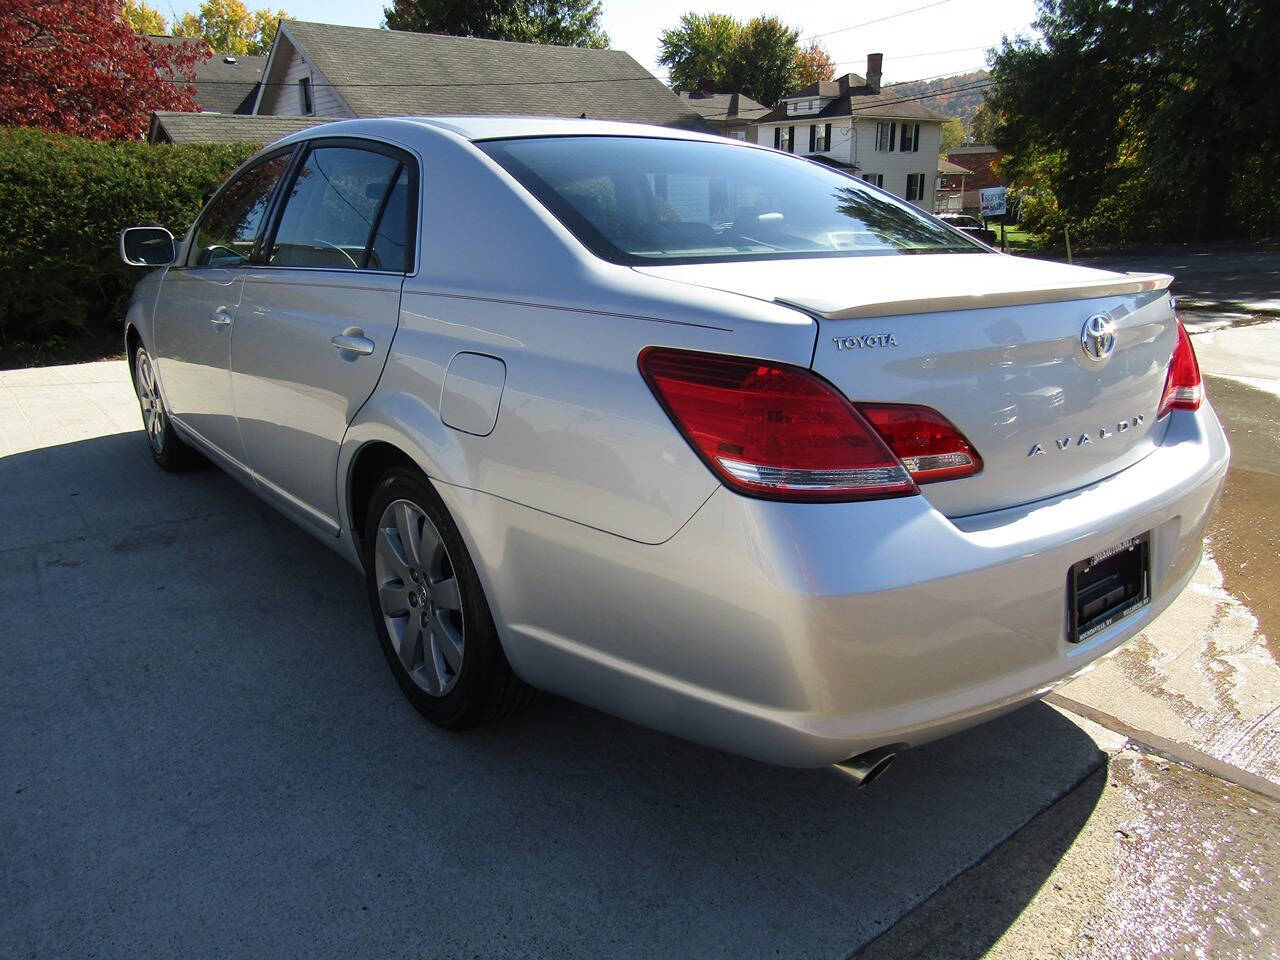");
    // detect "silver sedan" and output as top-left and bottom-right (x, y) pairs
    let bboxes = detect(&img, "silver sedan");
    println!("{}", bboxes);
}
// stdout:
(119, 117), (1228, 782)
